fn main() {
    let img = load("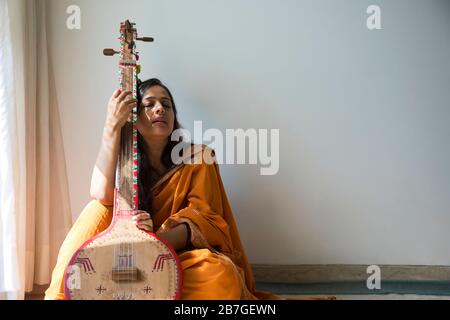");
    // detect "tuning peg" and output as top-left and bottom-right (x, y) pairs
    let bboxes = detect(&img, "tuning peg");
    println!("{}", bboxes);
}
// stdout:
(103, 48), (120, 56)
(136, 37), (154, 42)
